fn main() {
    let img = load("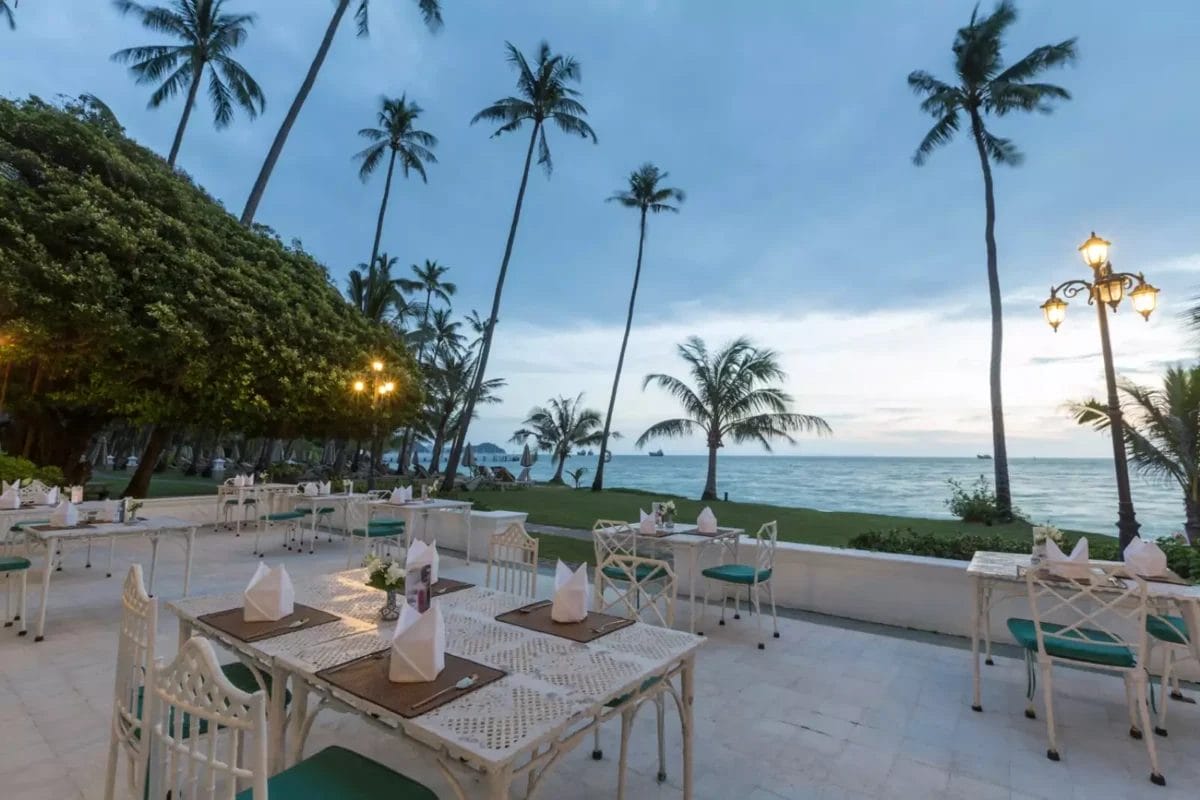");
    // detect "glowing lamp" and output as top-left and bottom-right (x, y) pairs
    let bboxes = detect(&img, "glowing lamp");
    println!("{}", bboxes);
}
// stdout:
(381, 381), (395, 395)
(352, 380), (366, 393)
(1078, 231), (1111, 270)
(1130, 280), (1159, 321)
(371, 360), (384, 372)
(1041, 294), (1067, 331)
(1095, 274), (1125, 307)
